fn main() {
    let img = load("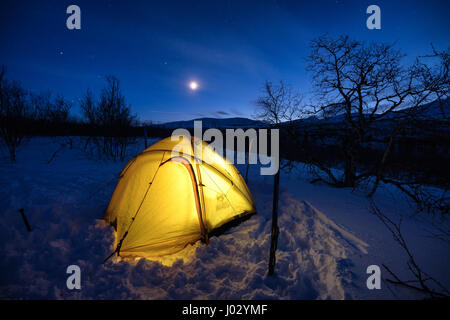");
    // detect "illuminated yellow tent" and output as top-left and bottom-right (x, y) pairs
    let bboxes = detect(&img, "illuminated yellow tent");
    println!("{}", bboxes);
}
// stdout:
(104, 135), (256, 259)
